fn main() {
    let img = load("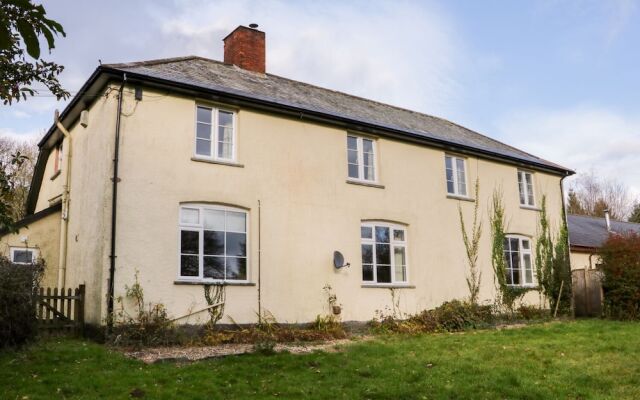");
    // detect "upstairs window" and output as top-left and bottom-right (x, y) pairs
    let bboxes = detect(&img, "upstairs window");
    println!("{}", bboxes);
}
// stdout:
(195, 105), (236, 161)
(518, 170), (535, 207)
(10, 247), (38, 265)
(347, 135), (376, 182)
(445, 155), (467, 196)
(503, 236), (535, 287)
(53, 143), (63, 174)
(361, 222), (408, 284)
(179, 204), (248, 282)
